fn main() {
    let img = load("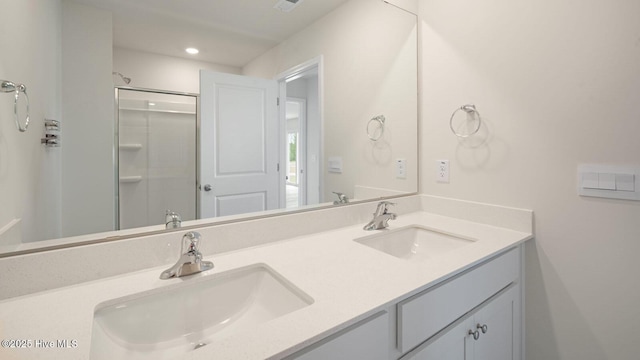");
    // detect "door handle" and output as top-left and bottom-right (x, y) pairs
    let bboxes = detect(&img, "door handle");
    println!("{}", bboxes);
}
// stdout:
(203, 184), (212, 192)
